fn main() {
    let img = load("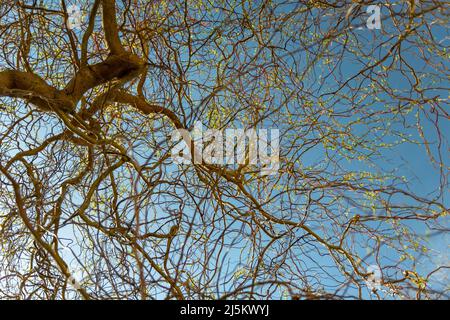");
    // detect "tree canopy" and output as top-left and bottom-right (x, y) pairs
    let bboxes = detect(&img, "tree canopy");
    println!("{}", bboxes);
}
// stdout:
(0, 0), (448, 299)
